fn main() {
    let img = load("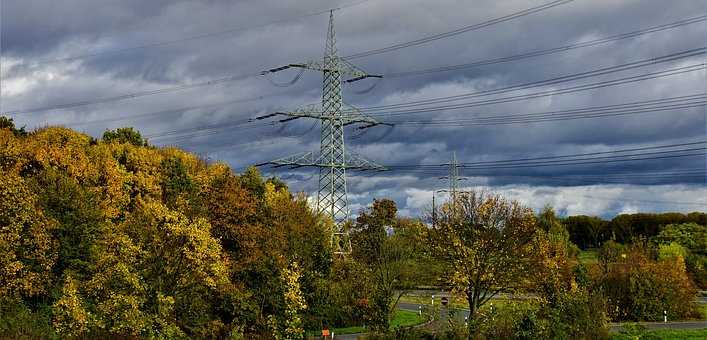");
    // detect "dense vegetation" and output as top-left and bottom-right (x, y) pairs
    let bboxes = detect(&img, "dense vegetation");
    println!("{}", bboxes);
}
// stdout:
(0, 122), (334, 338)
(0, 120), (704, 339)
